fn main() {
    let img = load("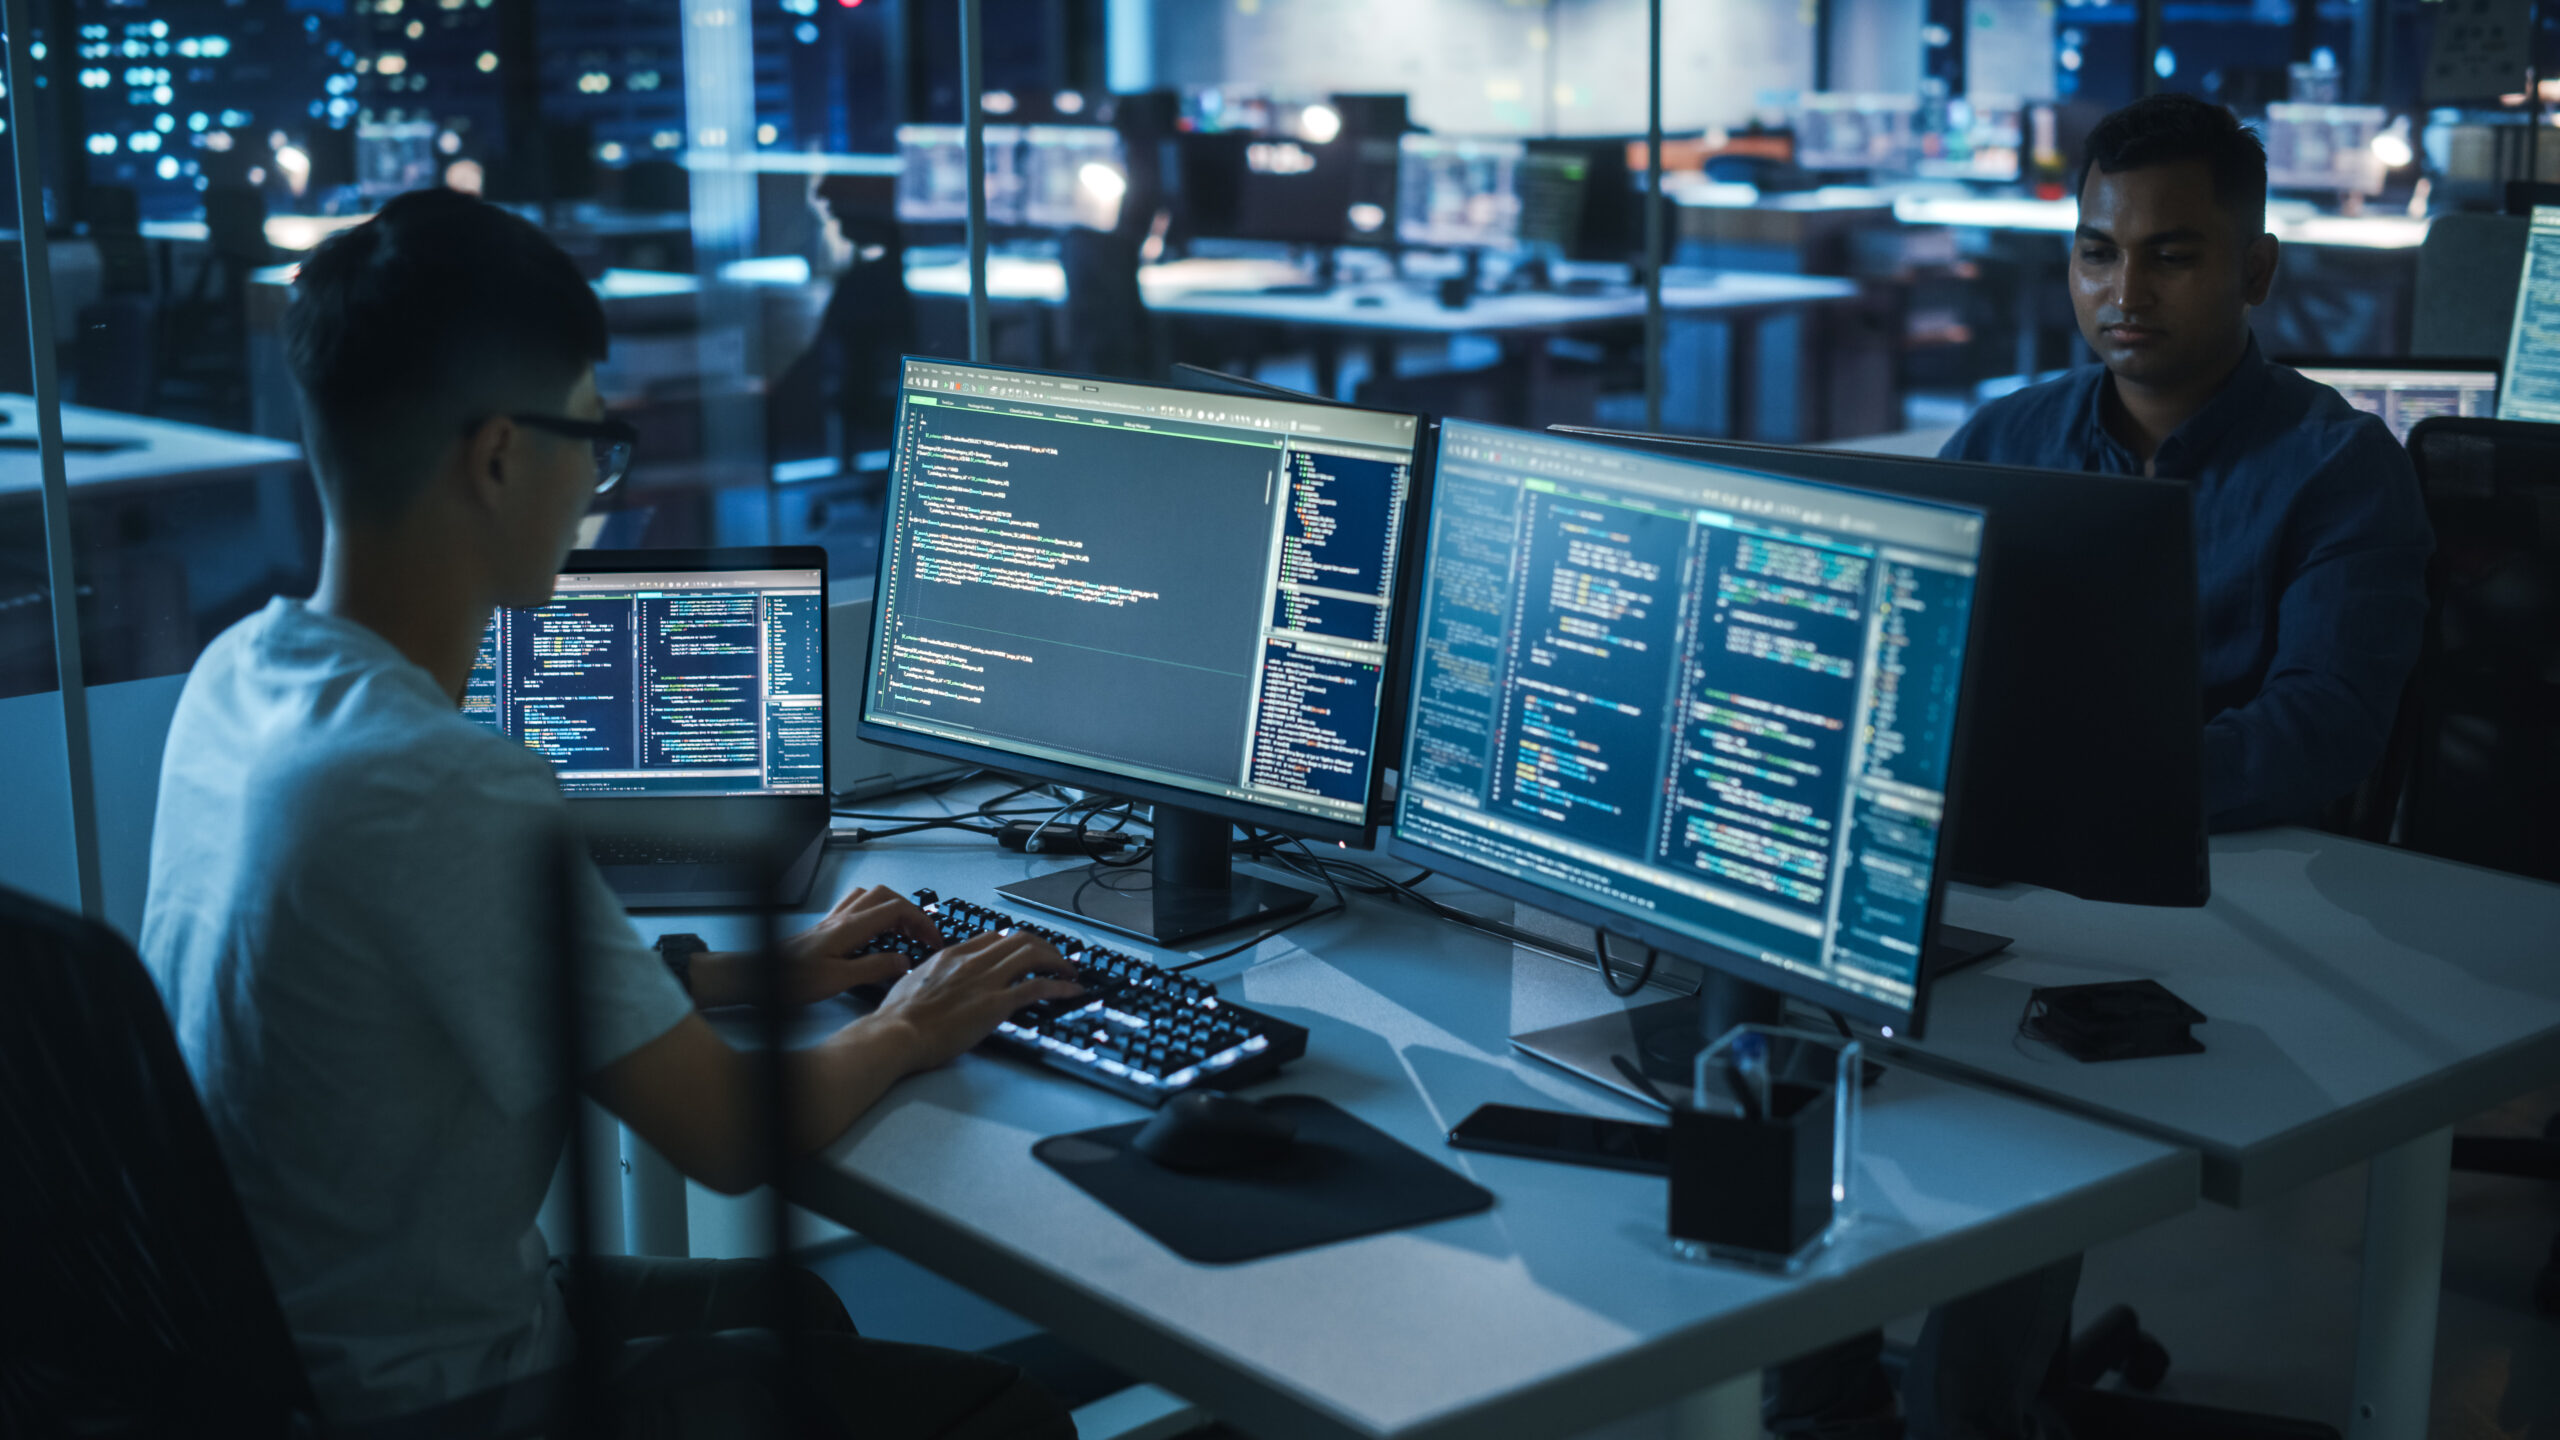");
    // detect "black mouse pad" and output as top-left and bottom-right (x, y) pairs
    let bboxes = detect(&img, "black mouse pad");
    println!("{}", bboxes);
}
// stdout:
(1031, 1096), (1495, 1264)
